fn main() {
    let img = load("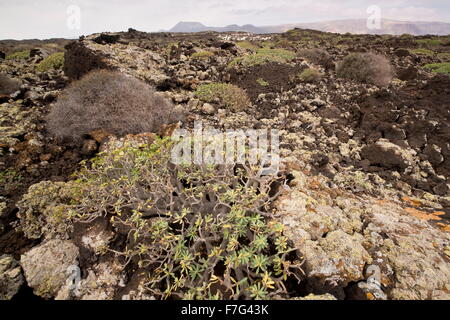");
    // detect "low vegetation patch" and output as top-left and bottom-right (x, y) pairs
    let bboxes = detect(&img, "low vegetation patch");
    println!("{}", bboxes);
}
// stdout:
(423, 62), (450, 75)
(298, 68), (323, 83)
(437, 52), (450, 60)
(195, 83), (251, 112)
(410, 48), (435, 57)
(274, 39), (291, 48)
(191, 51), (214, 60)
(0, 169), (22, 185)
(229, 48), (296, 69)
(46, 70), (181, 142)
(236, 41), (259, 51)
(6, 50), (30, 60)
(256, 78), (269, 87)
(415, 38), (442, 47)
(36, 52), (65, 72)
(336, 52), (393, 86)
(165, 42), (179, 56)
(257, 48), (296, 61)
